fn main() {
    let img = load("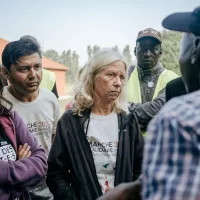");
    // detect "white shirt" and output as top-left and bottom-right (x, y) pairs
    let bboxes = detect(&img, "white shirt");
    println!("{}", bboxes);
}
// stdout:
(85, 112), (118, 193)
(2, 86), (60, 154)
